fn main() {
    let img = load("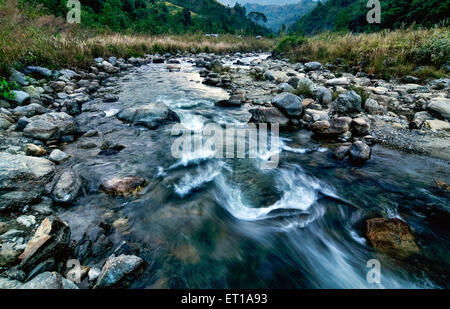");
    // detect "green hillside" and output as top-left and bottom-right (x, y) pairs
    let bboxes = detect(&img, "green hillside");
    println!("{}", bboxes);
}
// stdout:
(21, 0), (268, 34)
(290, 0), (450, 35)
